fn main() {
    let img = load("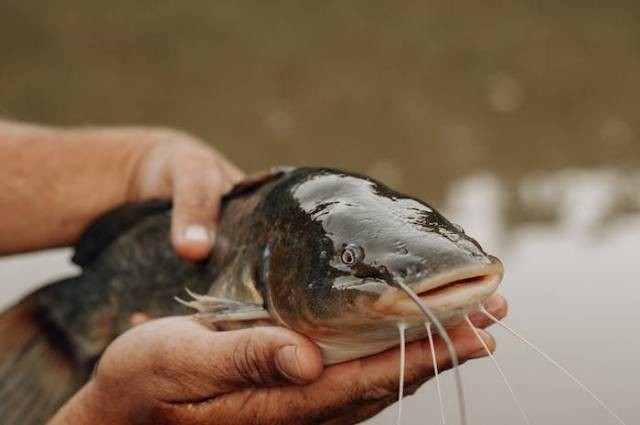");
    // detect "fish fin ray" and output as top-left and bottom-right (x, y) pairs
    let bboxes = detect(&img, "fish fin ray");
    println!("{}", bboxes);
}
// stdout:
(196, 310), (271, 323)
(178, 289), (270, 323)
